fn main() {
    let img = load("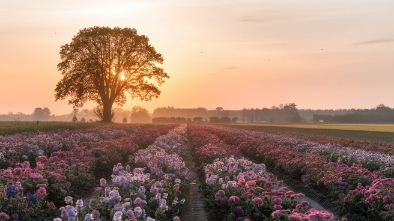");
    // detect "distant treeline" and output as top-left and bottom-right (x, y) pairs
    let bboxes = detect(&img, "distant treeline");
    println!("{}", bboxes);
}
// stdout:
(4, 104), (393, 123)
(152, 116), (238, 123)
(313, 104), (394, 123)
(152, 104), (303, 123)
(298, 109), (354, 121)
